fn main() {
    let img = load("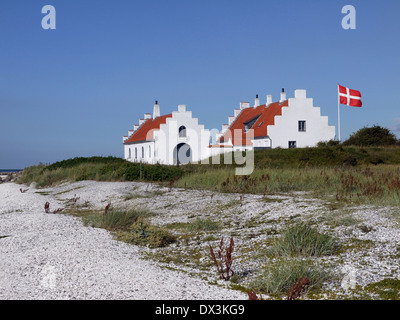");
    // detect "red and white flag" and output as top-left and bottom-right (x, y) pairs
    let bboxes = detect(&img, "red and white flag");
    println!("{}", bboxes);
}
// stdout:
(338, 84), (362, 107)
